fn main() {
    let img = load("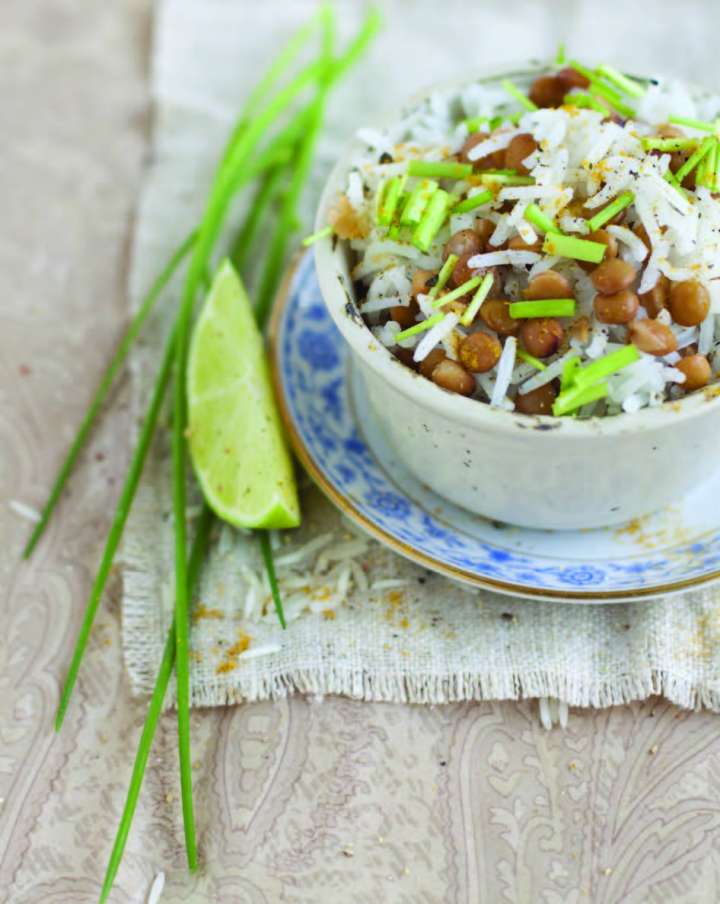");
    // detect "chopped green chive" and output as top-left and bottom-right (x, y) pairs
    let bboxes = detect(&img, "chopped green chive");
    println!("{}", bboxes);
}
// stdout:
(508, 299), (576, 319)
(453, 189), (494, 214)
(641, 136), (699, 152)
(561, 355), (581, 390)
(432, 275), (483, 310)
(563, 92), (607, 114)
(569, 60), (635, 117)
(476, 168), (519, 177)
(408, 160), (473, 180)
(568, 60), (595, 82)
(673, 135), (715, 184)
(401, 178), (438, 224)
(555, 43), (566, 66)
(543, 232), (607, 263)
(668, 114), (716, 133)
(595, 64), (645, 99)
(428, 254), (458, 299)
(553, 380), (609, 416)
(501, 78), (537, 112)
(588, 80), (635, 118)
(517, 347), (547, 370)
(586, 191), (634, 232)
(713, 140), (720, 192)
(524, 203), (558, 234)
(573, 344), (641, 389)
(395, 312), (444, 342)
(464, 115), (490, 133)
(378, 174), (406, 225)
(479, 173), (535, 186)
(412, 188), (450, 252)
(460, 272), (494, 326)
(302, 224), (333, 246)
(700, 141), (717, 188)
